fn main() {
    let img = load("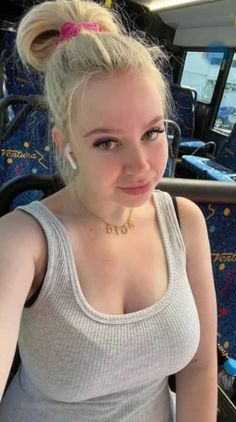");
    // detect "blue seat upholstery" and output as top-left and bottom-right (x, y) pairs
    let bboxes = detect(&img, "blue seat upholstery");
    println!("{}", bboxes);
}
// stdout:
(170, 84), (205, 154)
(198, 201), (236, 358)
(0, 31), (56, 209)
(2, 32), (44, 100)
(159, 177), (236, 359)
(182, 123), (236, 182)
